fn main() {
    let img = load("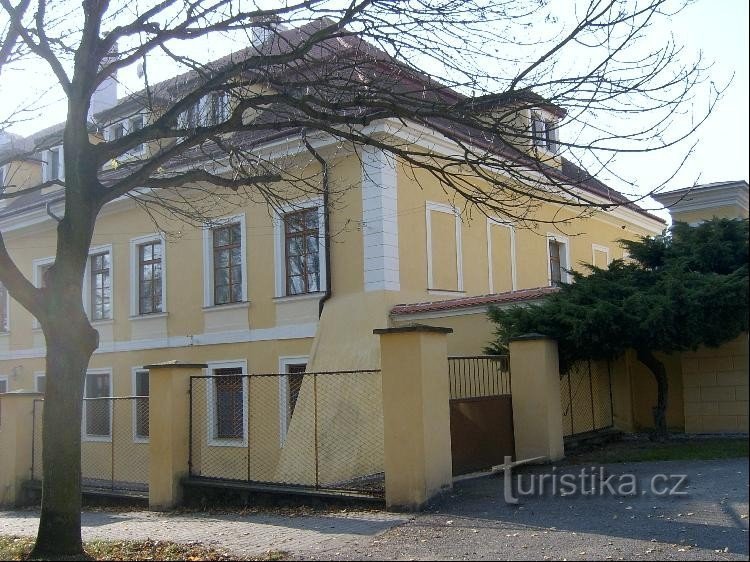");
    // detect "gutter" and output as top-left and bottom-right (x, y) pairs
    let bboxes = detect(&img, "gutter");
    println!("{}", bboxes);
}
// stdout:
(303, 138), (332, 318)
